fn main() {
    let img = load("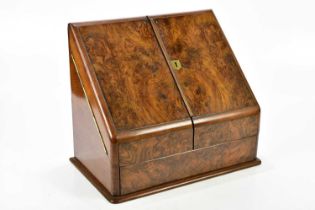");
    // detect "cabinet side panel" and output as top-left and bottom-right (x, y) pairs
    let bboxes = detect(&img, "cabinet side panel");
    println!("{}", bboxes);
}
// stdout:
(70, 58), (118, 195)
(120, 136), (257, 194)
